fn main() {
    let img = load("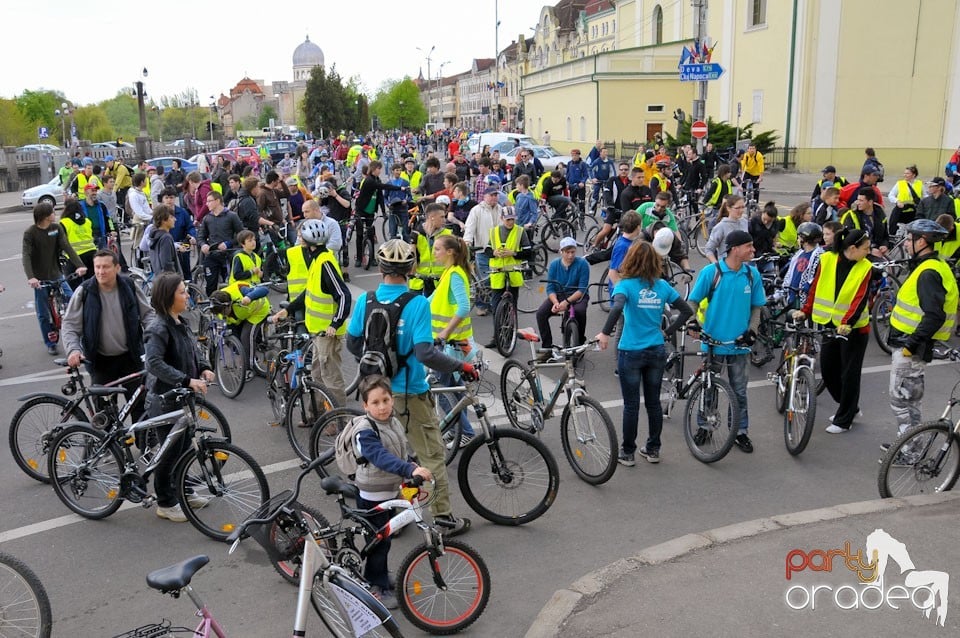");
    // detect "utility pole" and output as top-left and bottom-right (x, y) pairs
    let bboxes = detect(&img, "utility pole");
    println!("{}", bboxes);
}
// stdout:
(494, 0), (501, 130)
(691, 0), (708, 154)
(418, 46), (435, 124)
